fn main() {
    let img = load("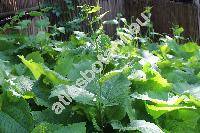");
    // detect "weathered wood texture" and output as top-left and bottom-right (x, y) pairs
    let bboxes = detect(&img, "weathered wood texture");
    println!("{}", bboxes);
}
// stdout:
(120, 0), (200, 41)
(0, 0), (199, 41)
(0, 0), (44, 35)
(0, 0), (43, 17)
(94, 0), (200, 41)
(99, 0), (125, 35)
(151, 0), (199, 41)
